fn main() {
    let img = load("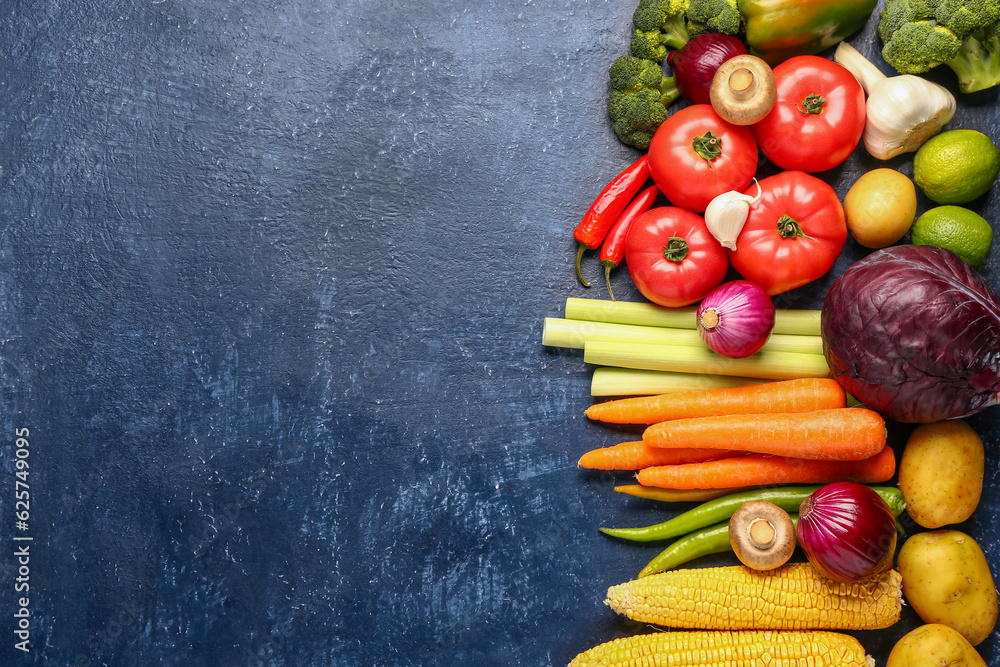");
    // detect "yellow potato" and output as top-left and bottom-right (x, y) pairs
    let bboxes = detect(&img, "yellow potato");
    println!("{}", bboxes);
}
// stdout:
(898, 530), (998, 645)
(887, 624), (986, 667)
(899, 420), (984, 528)
(842, 168), (917, 248)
